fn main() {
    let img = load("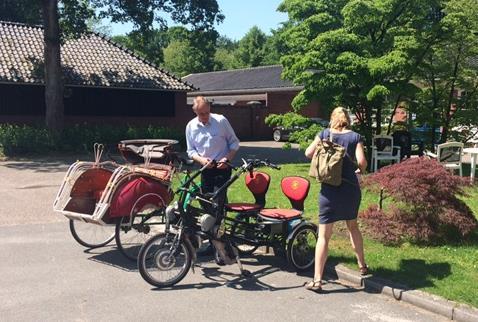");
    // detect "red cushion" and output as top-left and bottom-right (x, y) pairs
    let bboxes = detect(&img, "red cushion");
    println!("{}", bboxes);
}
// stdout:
(225, 203), (262, 212)
(259, 208), (302, 220)
(109, 177), (171, 218)
(93, 190), (104, 201)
